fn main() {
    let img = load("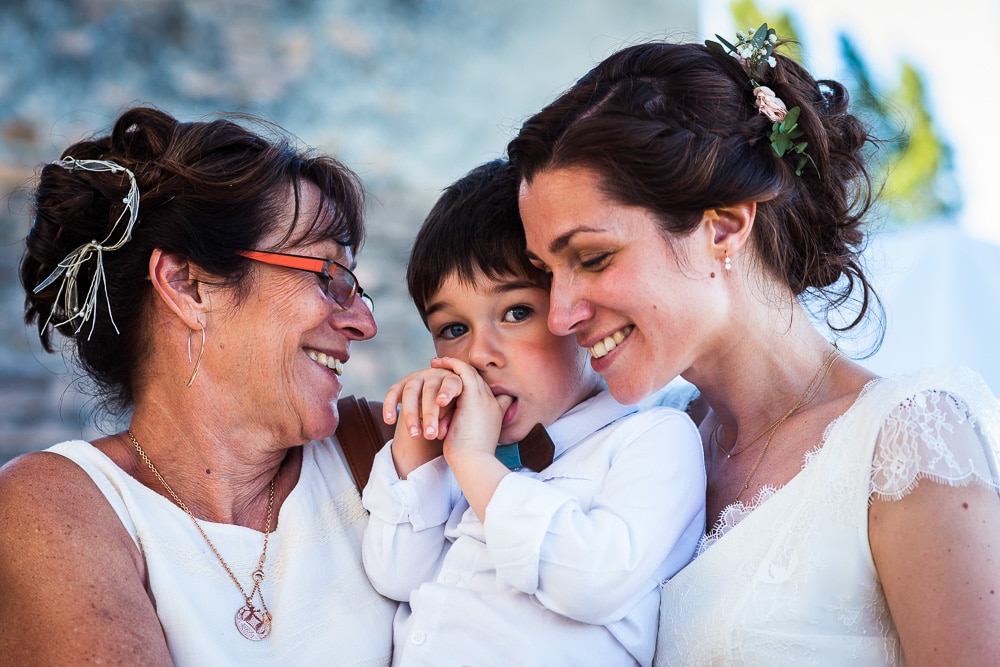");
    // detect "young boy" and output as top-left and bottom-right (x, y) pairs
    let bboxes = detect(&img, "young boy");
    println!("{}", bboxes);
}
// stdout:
(361, 159), (706, 667)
